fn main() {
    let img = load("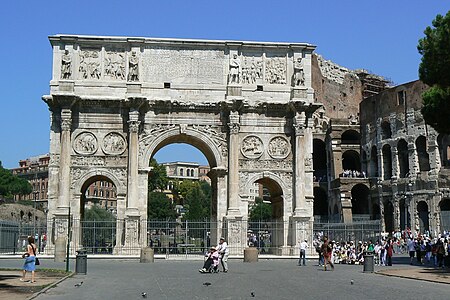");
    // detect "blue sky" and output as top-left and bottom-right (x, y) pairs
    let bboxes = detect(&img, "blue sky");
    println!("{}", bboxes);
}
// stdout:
(0, 1), (448, 169)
